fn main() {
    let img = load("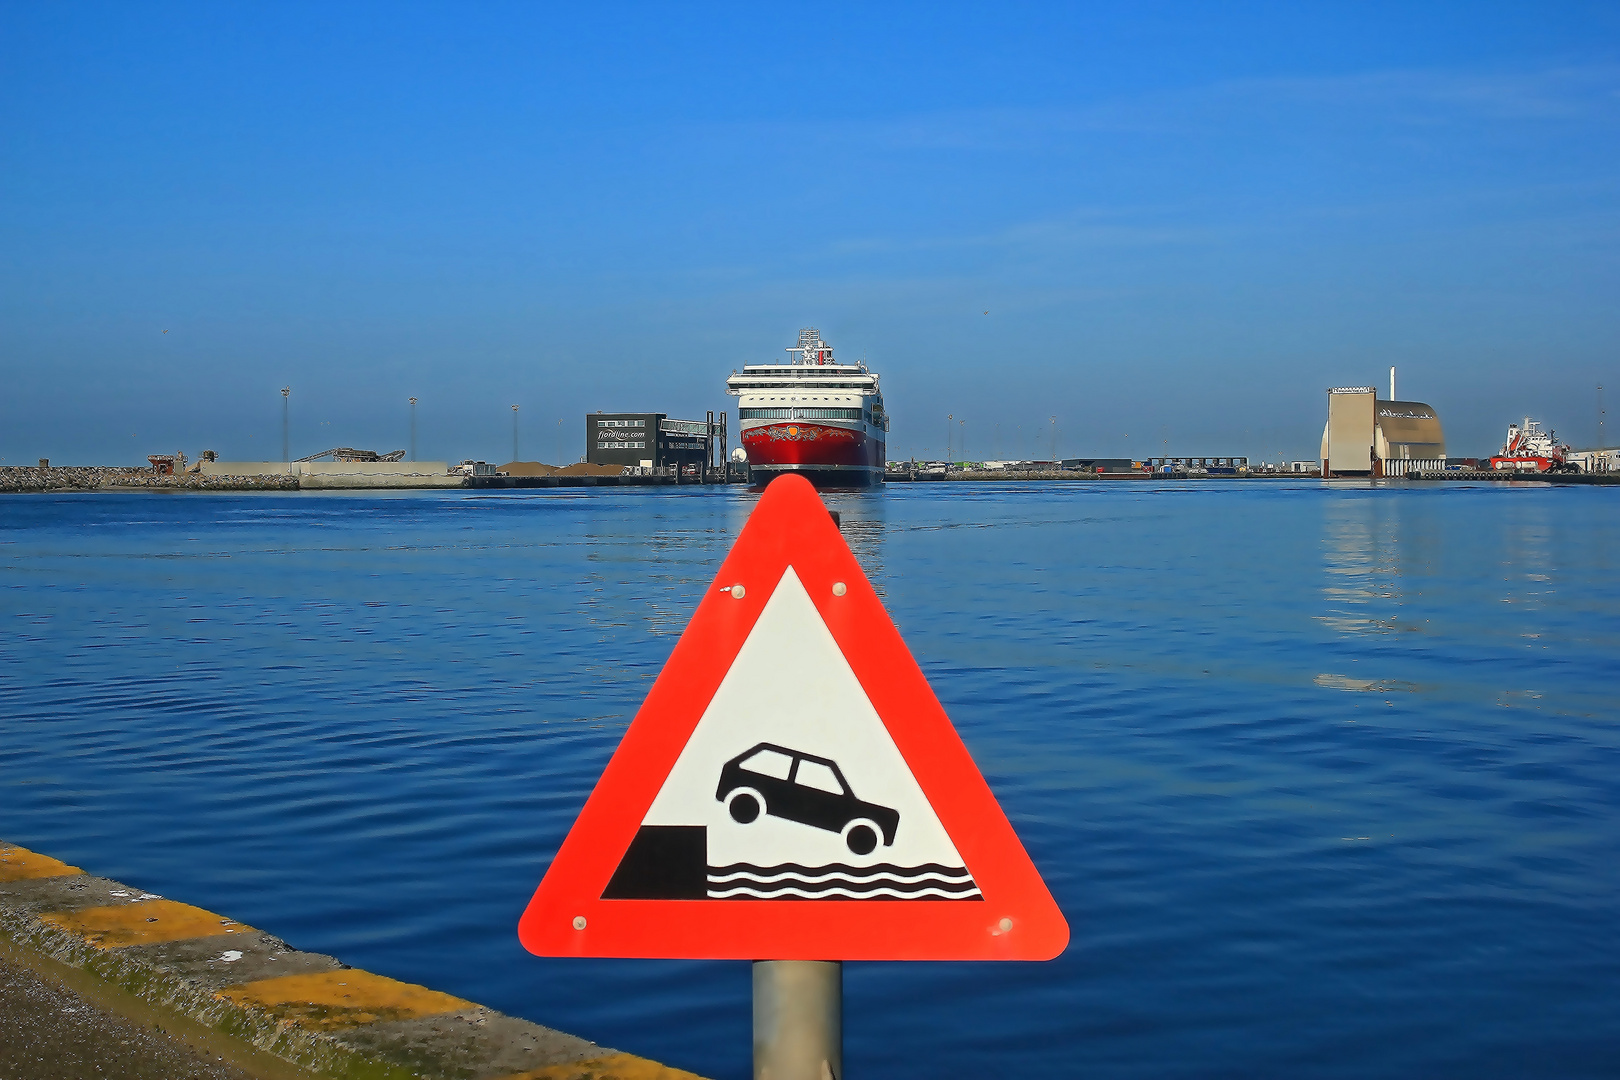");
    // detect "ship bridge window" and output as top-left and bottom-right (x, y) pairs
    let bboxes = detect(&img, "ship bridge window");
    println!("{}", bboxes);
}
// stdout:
(798, 407), (862, 420)
(740, 407), (863, 421)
